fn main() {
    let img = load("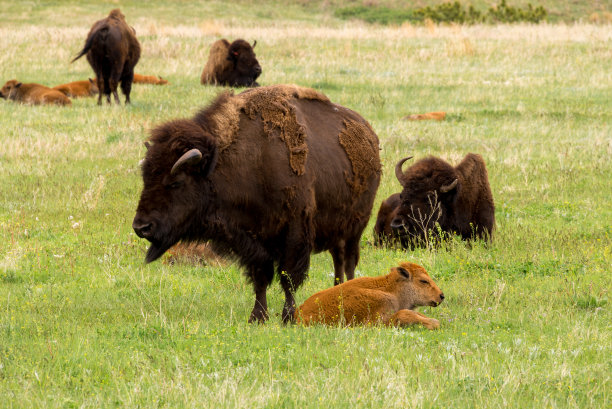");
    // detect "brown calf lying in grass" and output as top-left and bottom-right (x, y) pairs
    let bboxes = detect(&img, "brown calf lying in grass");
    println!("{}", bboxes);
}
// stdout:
(402, 111), (446, 121)
(0, 80), (71, 106)
(295, 262), (444, 329)
(163, 242), (225, 266)
(53, 79), (98, 97)
(133, 74), (168, 85)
